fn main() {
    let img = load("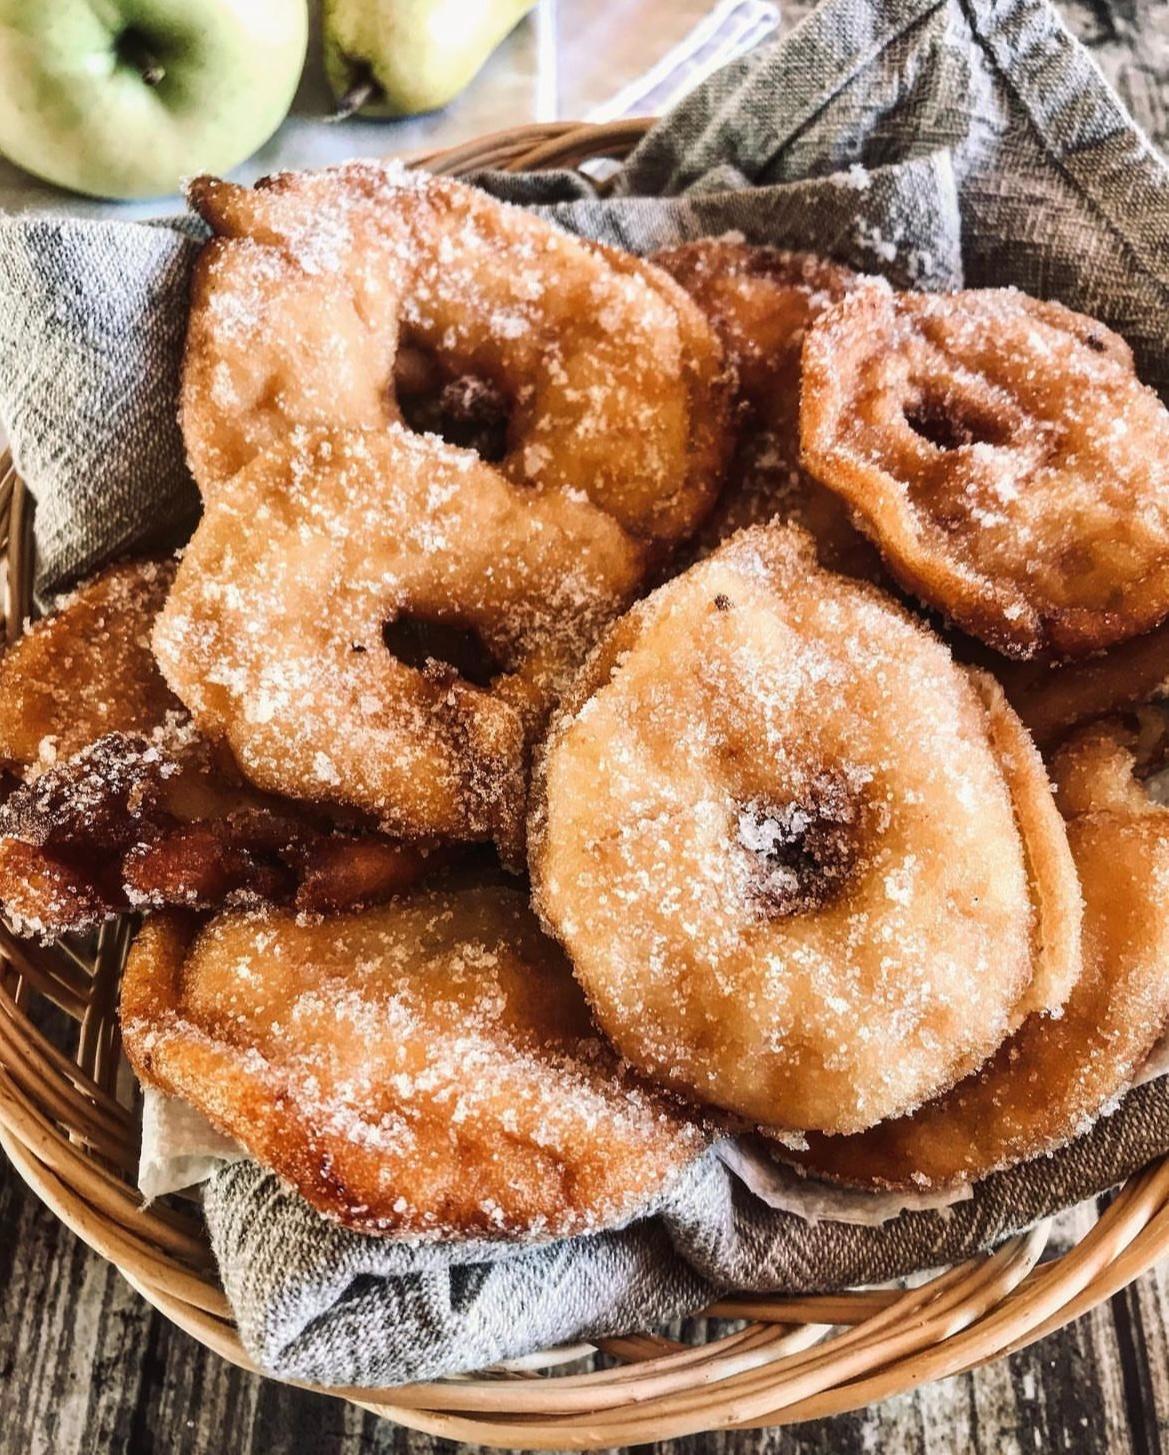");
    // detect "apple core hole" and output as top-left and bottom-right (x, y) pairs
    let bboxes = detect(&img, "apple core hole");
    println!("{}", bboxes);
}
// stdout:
(904, 391), (1008, 451)
(382, 615), (500, 689)
(737, 773), (865, 918)
(394, 345), (511, 463)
